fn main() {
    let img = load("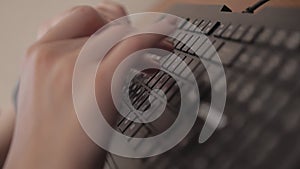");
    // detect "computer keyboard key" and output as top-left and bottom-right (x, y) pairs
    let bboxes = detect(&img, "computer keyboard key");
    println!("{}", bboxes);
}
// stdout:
(261, 53), (282, 76)
(278, 57), (298, 82)
(176, 42), (185, 50)
(159, 53), (172, 65)
(213, 39), (225, 51)
(196, 20), (209, 33)
(182, 34), (193, 44)
(174, 32), (185, 46)
(233, 48), (255, 68)
(168, 56), (183, 72)
(129, 86), (141, 98)
(193, 64), (206, 78)
(139, 101), (151, 112)
(181, 66), (192, 78)
(285, 31), (300, 50)
(132, 89), (146, 104)
(182, 35), (199, 52)
(188, 59), (200, 71)
(161, 78), (175, 93)
(183, 56), (193, 65)
(163, 55), (177, 68)
(154, 74), (170, 89)
(129, 85), (141, 97)
(196, 39), (213, 57)
(118, 113), (136, 133)
(231, 25), (249, 41)
(132, 126), (150, 138)
(166, 84), (179, 101)
(221, 24), (239, 39)
(135, 87), (144, 95)
(182, 58), (200, 78)
(188, 36), (207, 55)
(124, 122), (143, 137)
(182, 19), (192, 30)
(270, 29), (287, 46)
(214, 23), (229, 37)
(130, 83), (138, 91)
(143, 71), (159, 84)
(135, 92), (150, 109)
(208, 36), (216, 44)
(174, 60), (188, 75)
(189, 19), (202, 32)
(204, 45), (218, 59)
(214, 42), (244, 65)
(242, 26), (263, 43)
(148, 71), (164, 88)
(177, 34), (193, 50)
(203, 21), (220, 35)
(256, 28), (273, 44)
(181, 45), (190, 53)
